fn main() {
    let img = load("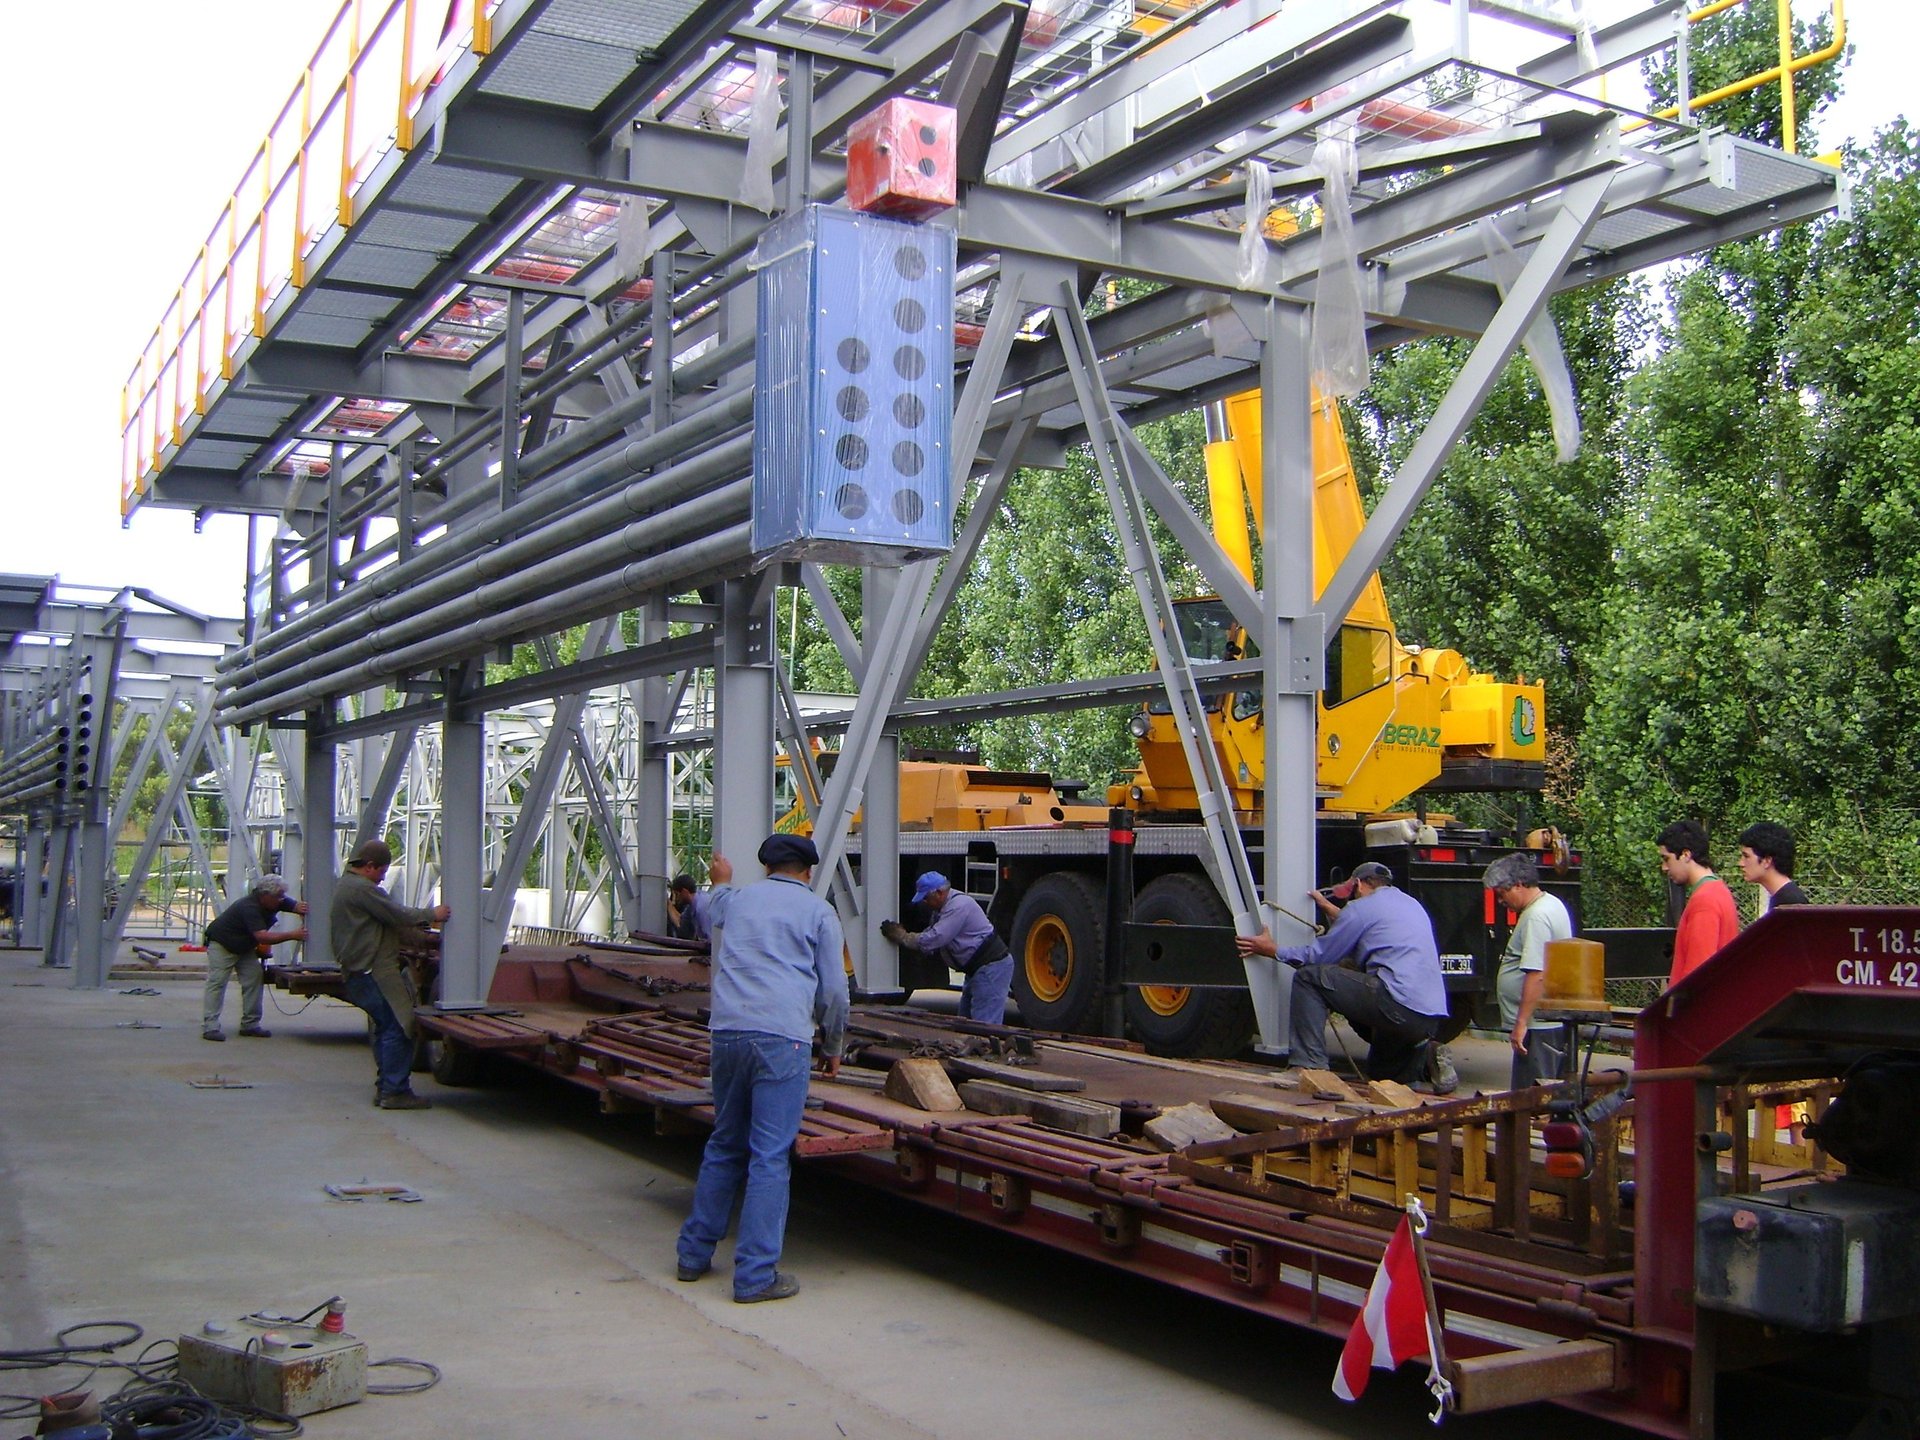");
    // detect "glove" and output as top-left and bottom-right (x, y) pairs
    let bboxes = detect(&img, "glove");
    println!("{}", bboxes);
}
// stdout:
(879, 920), (907, 945)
